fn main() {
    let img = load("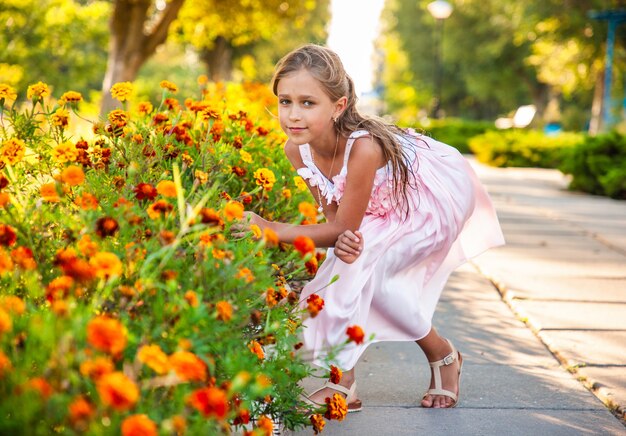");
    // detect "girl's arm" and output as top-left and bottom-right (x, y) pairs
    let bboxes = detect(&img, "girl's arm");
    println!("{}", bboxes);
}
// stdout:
(246, 137), (383, 247)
